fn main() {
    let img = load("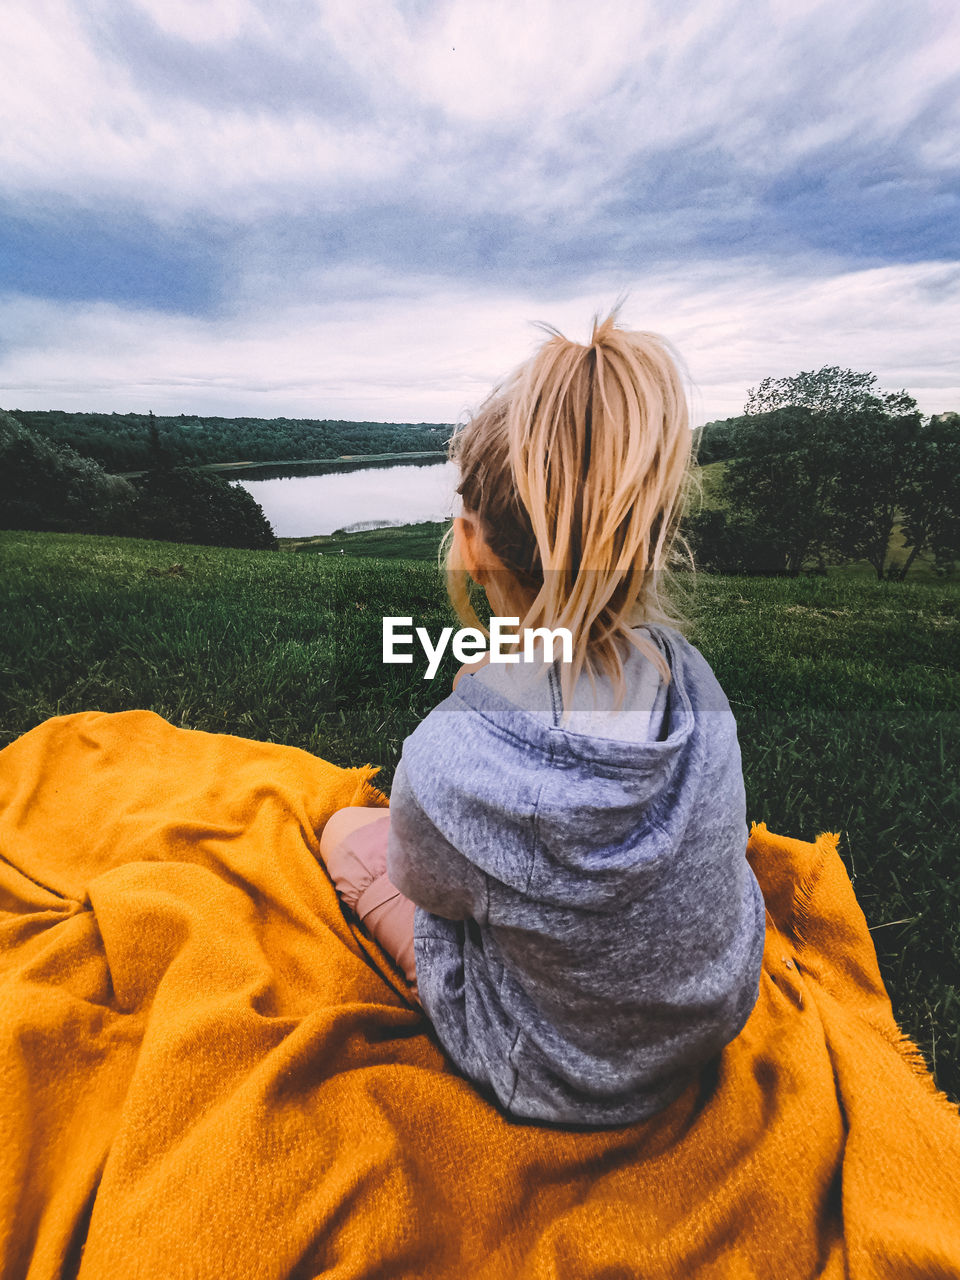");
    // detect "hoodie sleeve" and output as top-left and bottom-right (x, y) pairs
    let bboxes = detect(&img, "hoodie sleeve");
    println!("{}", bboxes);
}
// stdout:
(386, 756), (489, 922)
